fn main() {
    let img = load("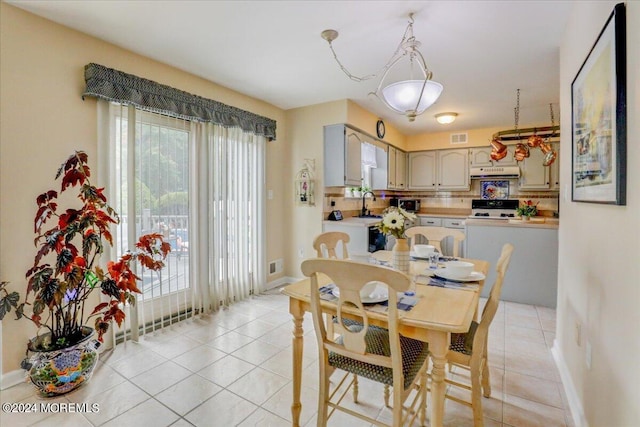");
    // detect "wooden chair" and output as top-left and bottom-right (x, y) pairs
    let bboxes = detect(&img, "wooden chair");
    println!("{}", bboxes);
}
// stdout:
(405, 226), (465, 257)
(443, 243), (514, 427)
(313, 231), (350, 259)
(301, 259), (429, 427)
